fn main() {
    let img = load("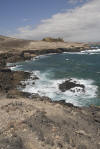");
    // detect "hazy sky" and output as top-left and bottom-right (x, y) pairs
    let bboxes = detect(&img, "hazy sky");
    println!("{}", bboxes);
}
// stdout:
(0, 0), (100, 42)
